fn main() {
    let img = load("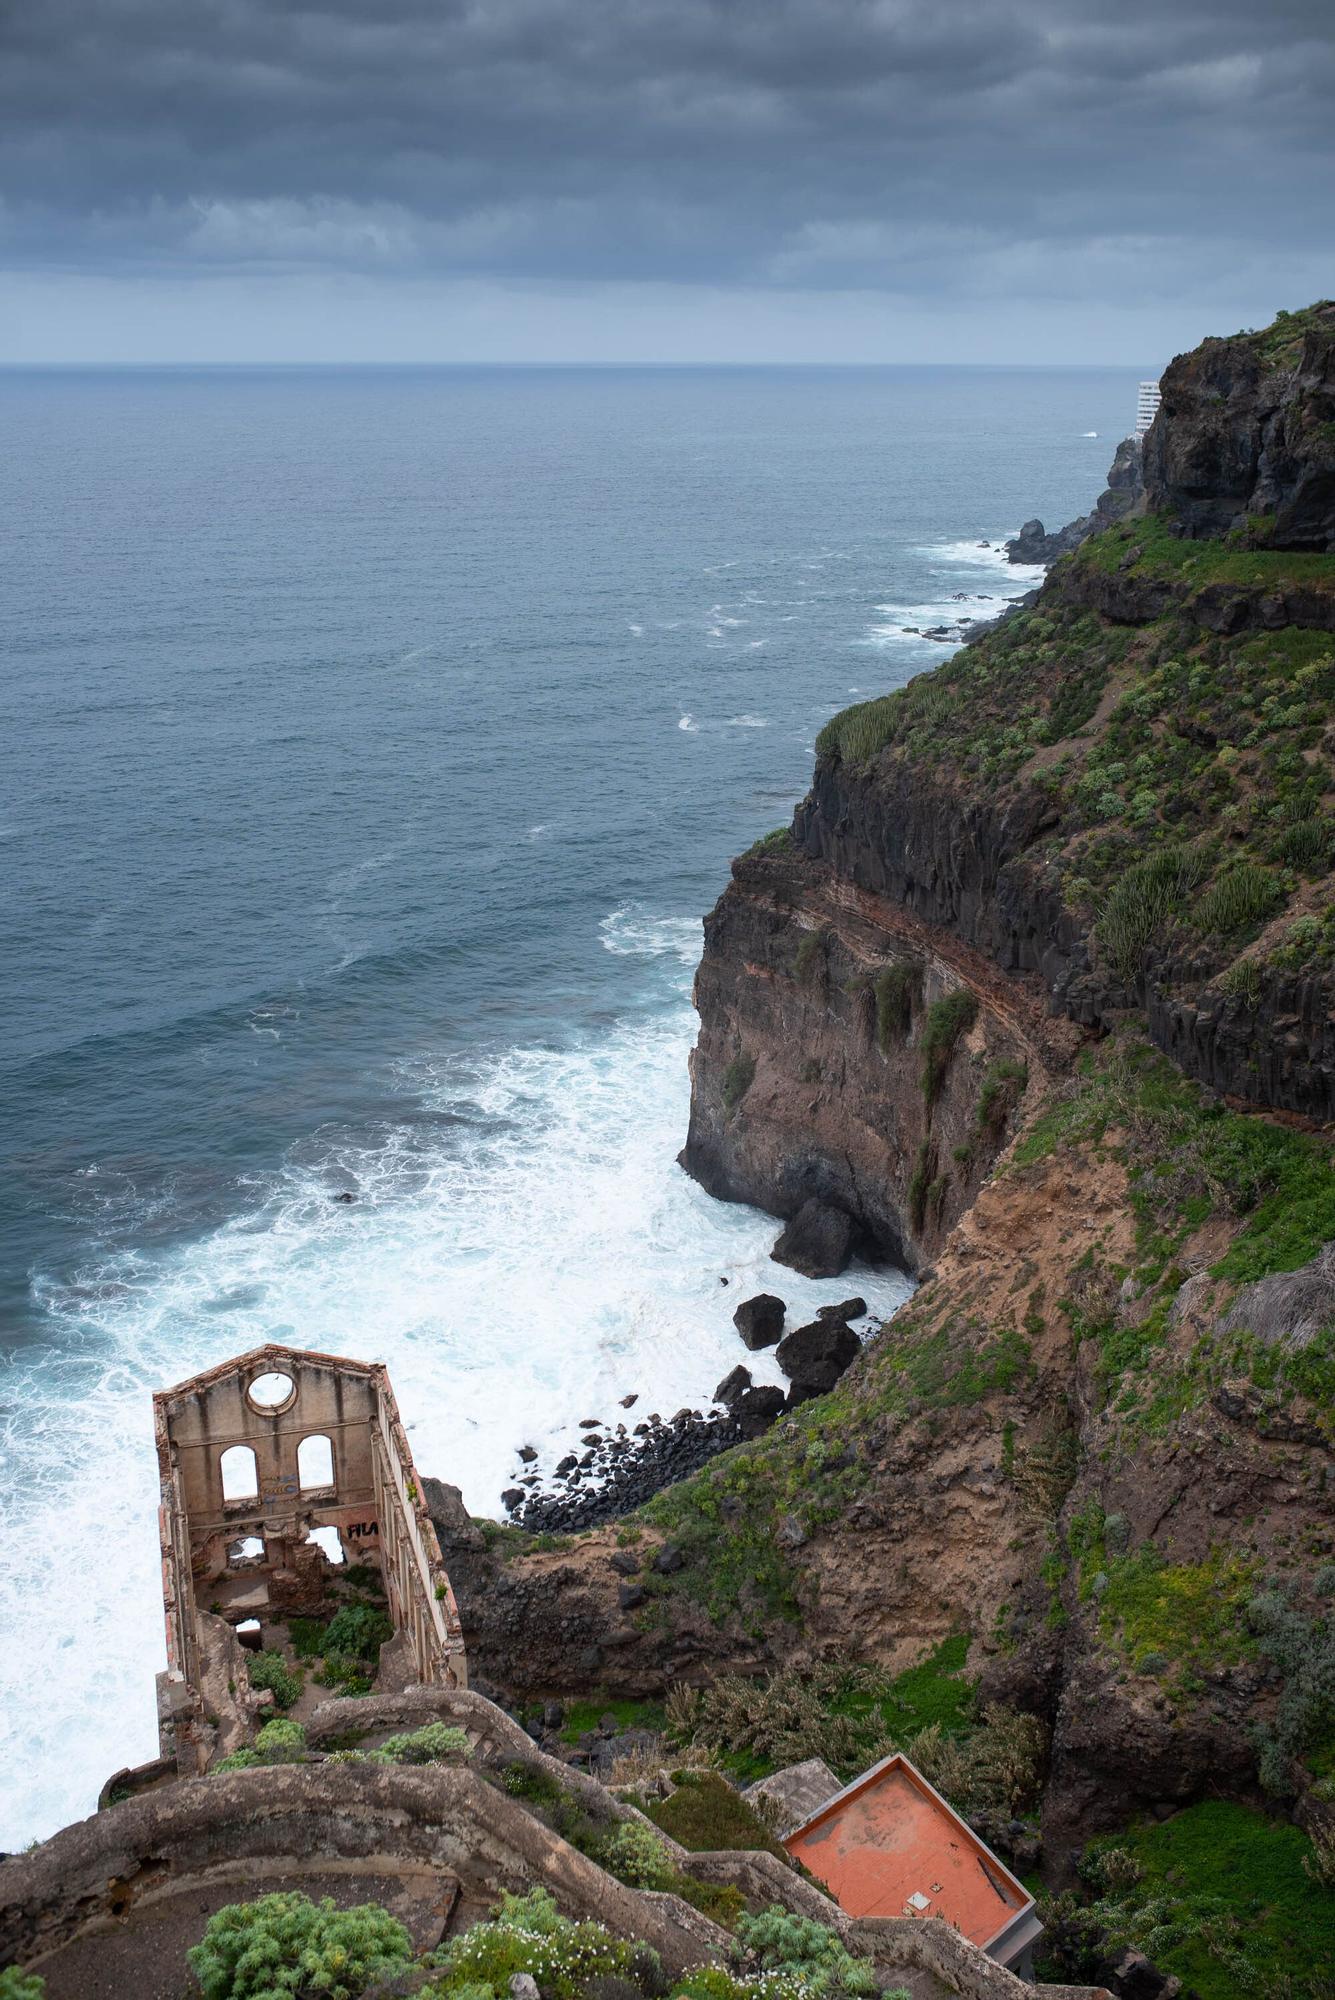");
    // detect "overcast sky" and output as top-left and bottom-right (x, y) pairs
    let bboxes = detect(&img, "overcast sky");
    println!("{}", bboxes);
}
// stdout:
(2, 0), (1332, 363)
